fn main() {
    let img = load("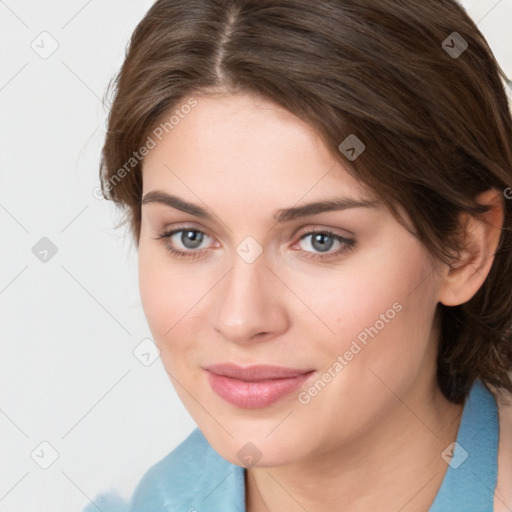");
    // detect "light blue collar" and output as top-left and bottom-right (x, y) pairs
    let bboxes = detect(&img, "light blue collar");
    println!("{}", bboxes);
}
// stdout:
(429, 379), (498, 511)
